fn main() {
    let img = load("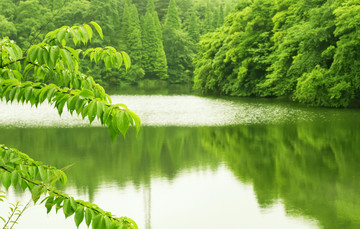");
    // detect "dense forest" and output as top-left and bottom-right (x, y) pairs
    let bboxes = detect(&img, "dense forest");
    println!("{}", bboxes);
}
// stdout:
(194, 0), (360, 107)
(1, 0), (359, 107)
(0, 0), (237, 86)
